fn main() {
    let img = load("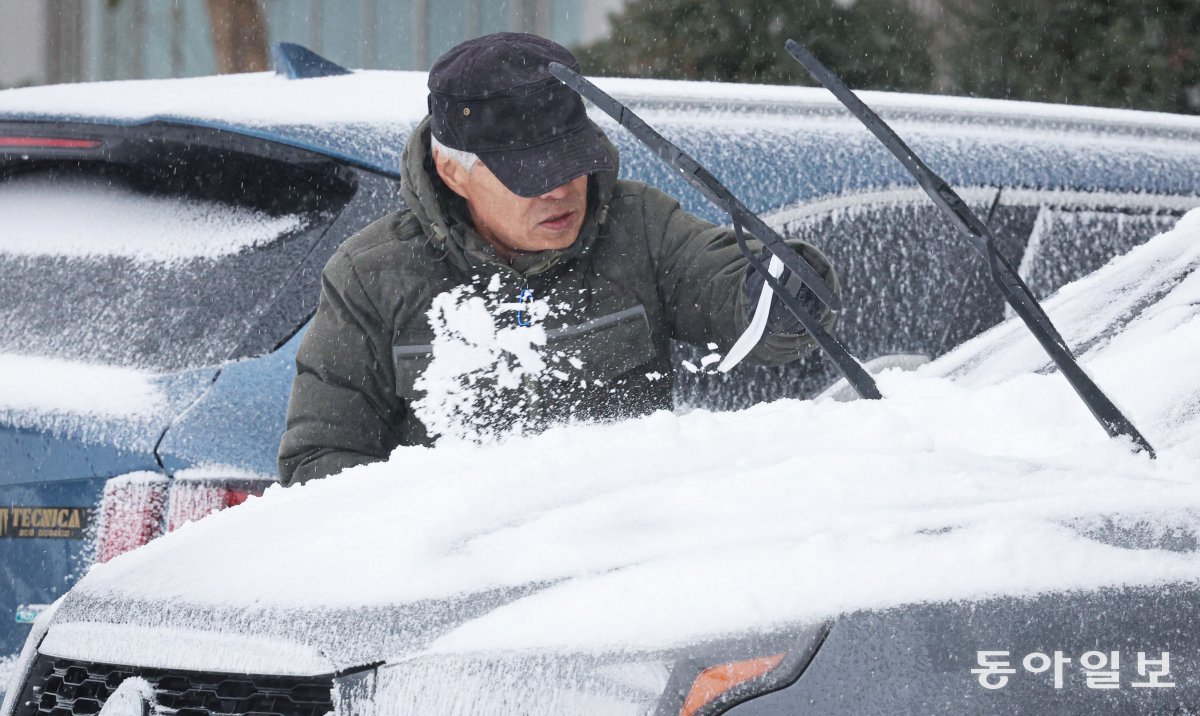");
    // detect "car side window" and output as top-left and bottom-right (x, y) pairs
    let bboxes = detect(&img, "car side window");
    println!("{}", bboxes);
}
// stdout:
(675, 190), (1023, 410)
(1014, 207), (1181, 304)
(673, 190), (1192, 411)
